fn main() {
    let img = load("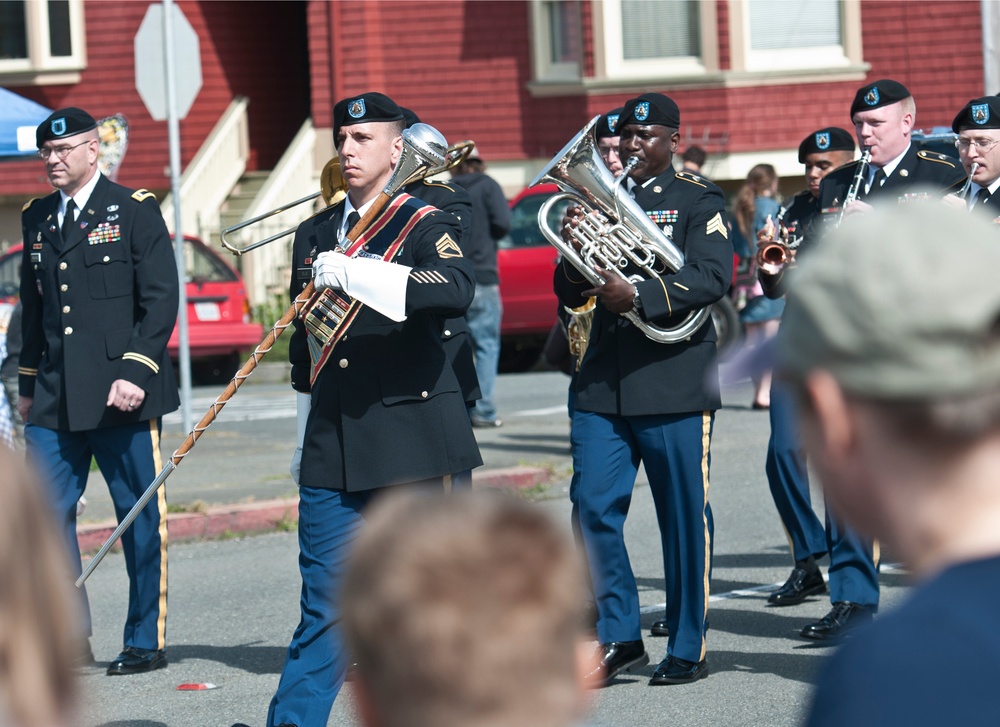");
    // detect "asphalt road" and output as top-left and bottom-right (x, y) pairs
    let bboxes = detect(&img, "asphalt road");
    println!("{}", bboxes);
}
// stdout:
(72, 366), (912, 727)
